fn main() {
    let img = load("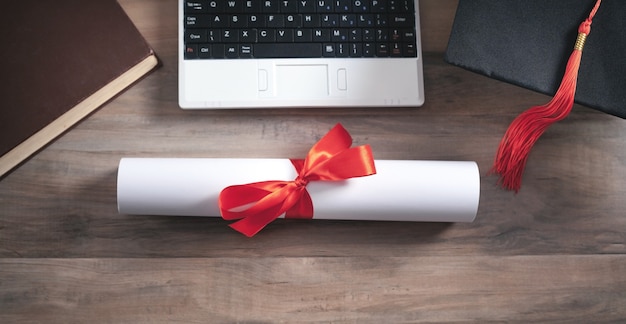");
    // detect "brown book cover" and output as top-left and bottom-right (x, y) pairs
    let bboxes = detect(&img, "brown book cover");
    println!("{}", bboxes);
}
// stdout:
(0, 0), (158, 177)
